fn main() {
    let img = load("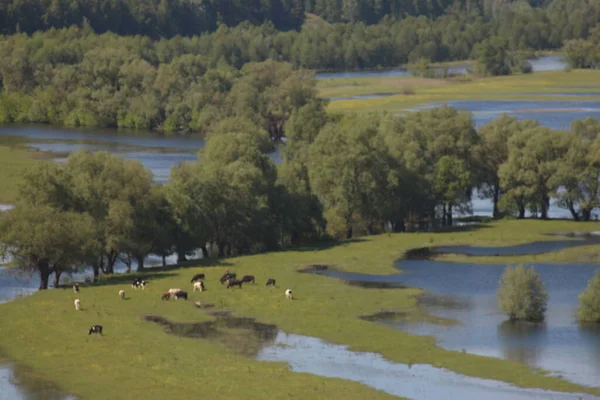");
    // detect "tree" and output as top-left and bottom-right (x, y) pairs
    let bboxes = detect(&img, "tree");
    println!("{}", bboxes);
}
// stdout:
(578, 270), (600, 323)
(551, 131), (599, 220)
(499, 126), (571, 219)
(497, 264), (548, 322)
(433, 156), (472, 226)
(475, 115), (539, 218)
(475, 36), (511, 76)
(308, 114), (394, 238)
(0, 206), (97, 290)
